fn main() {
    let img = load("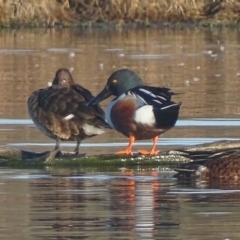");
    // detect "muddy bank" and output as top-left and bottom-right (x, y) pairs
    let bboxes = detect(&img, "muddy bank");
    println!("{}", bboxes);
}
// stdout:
(1, 0), (240, 28)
